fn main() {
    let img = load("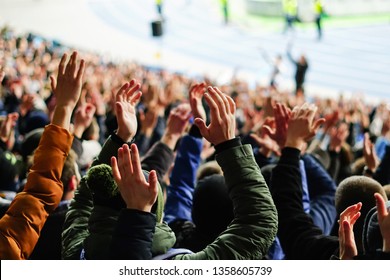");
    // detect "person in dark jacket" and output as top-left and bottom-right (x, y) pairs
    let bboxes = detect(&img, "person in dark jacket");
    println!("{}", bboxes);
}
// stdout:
(271, 103), (388, 259)
(287, 44), (308, 96)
